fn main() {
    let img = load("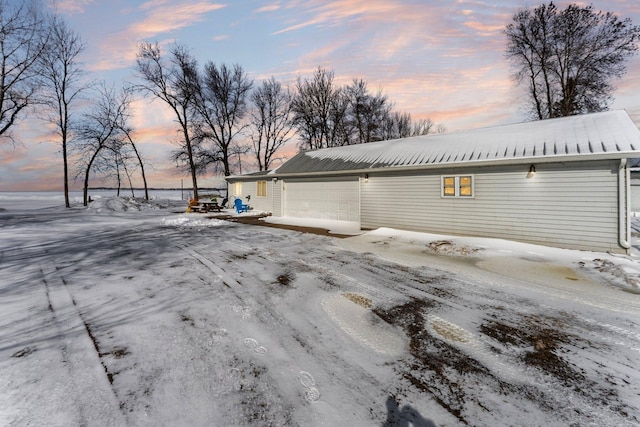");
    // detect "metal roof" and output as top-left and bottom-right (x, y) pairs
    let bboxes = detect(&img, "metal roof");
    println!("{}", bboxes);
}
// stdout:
(271, 110), (640, 176)
(241, 170), (272, 177)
